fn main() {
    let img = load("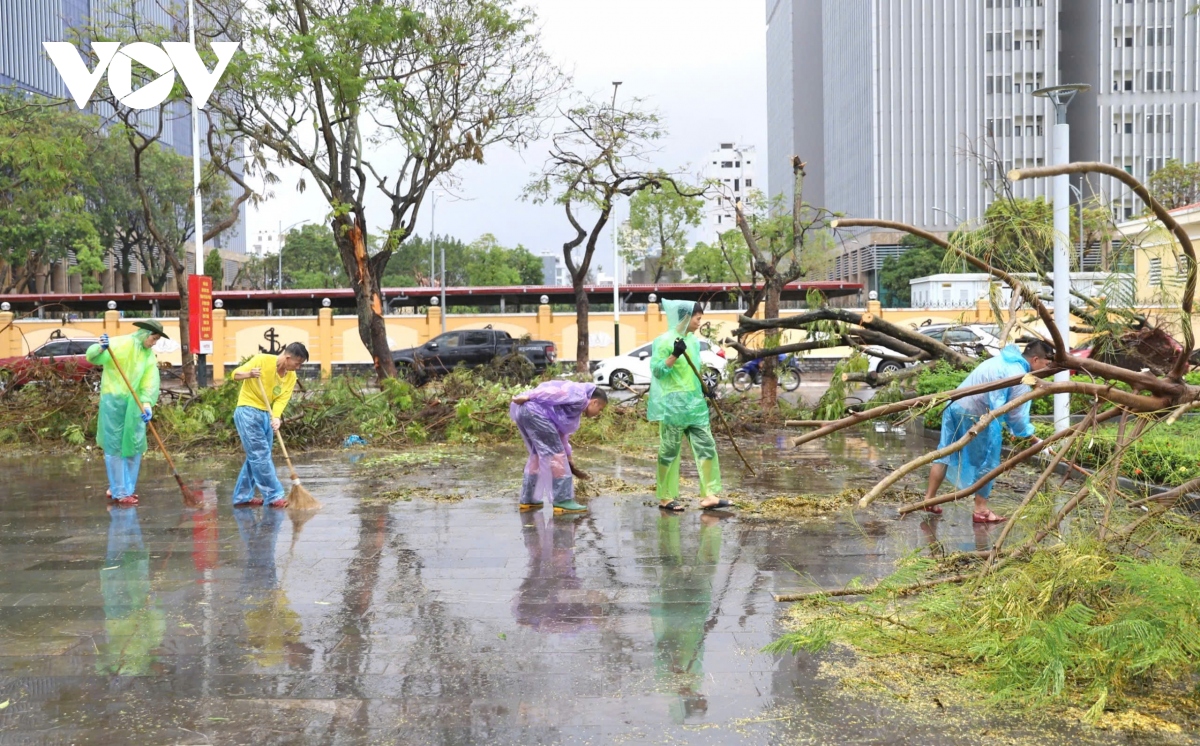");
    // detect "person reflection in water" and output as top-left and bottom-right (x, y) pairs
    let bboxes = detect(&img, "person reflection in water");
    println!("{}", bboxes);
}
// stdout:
(512, 511), (604, 633)
(651, 512), (723, 723)
(98, 506), (165, 675)
(235, 507), (308, 668)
